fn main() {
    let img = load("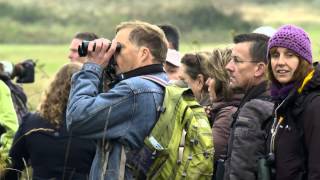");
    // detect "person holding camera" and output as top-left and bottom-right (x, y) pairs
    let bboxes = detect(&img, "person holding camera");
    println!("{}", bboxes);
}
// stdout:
(68, 32), (99, 63)
(0, 60), (35, 124)
(66, 21), (168, 179)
